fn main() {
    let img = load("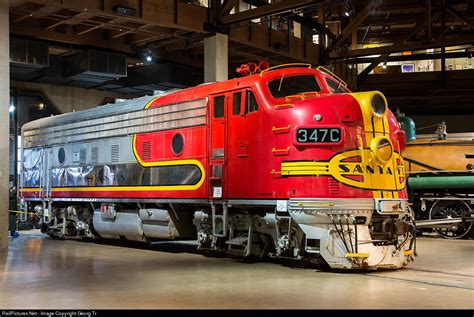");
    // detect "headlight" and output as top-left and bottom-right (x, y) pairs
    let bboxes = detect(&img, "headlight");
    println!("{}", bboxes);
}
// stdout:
(371, 136), (393, 164)
(370, 93), (387, 117)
